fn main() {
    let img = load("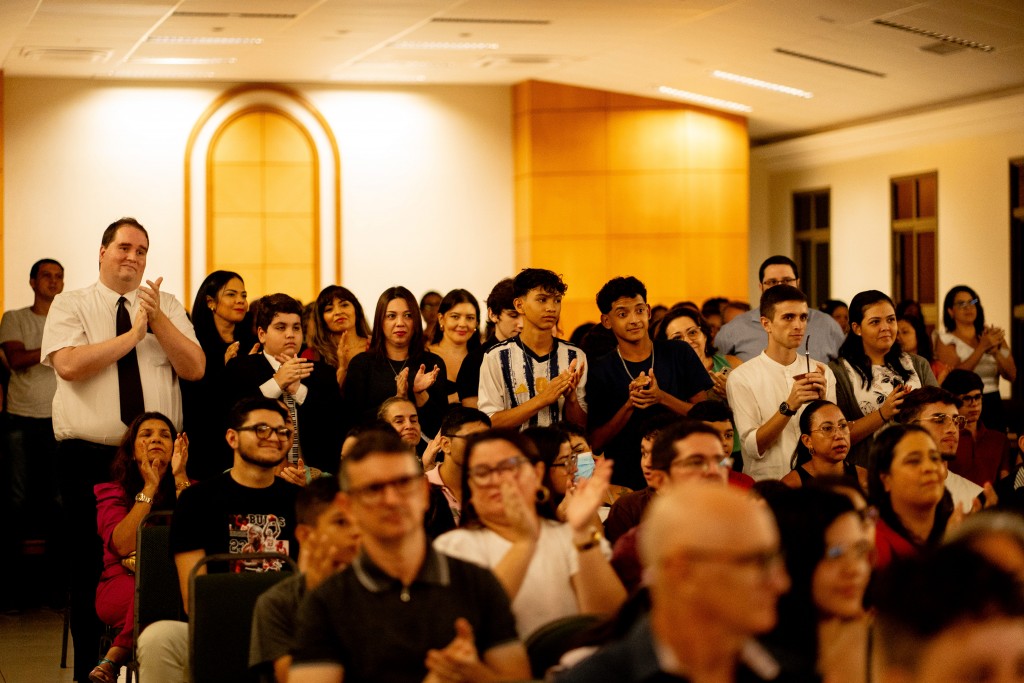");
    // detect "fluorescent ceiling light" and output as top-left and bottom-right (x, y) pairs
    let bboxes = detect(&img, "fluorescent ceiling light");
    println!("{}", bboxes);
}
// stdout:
(392, 40), (498, 50)
(110, 71), (217, 79)
(132, 57), (237, 65)
(712, 70), (813, 98)
(147, 36), (263, 45)
(657, 86), (752, 113)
